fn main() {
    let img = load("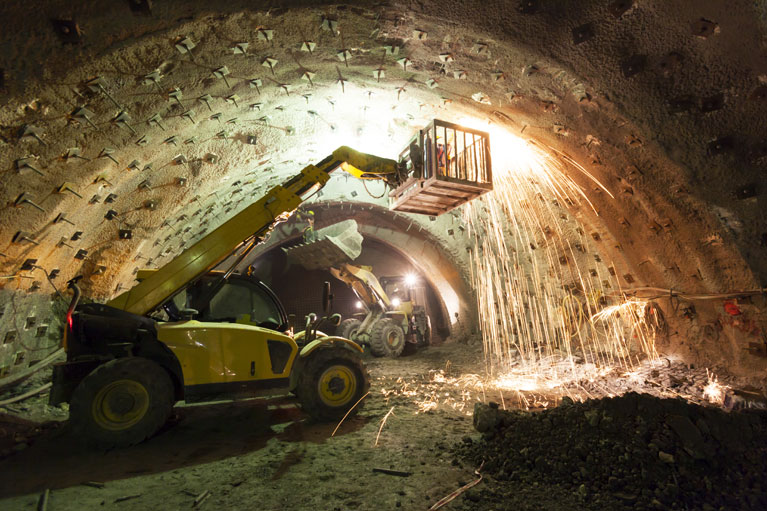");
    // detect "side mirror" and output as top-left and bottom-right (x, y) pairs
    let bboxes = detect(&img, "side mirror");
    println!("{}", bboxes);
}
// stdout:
(322, 281), (333, 314)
